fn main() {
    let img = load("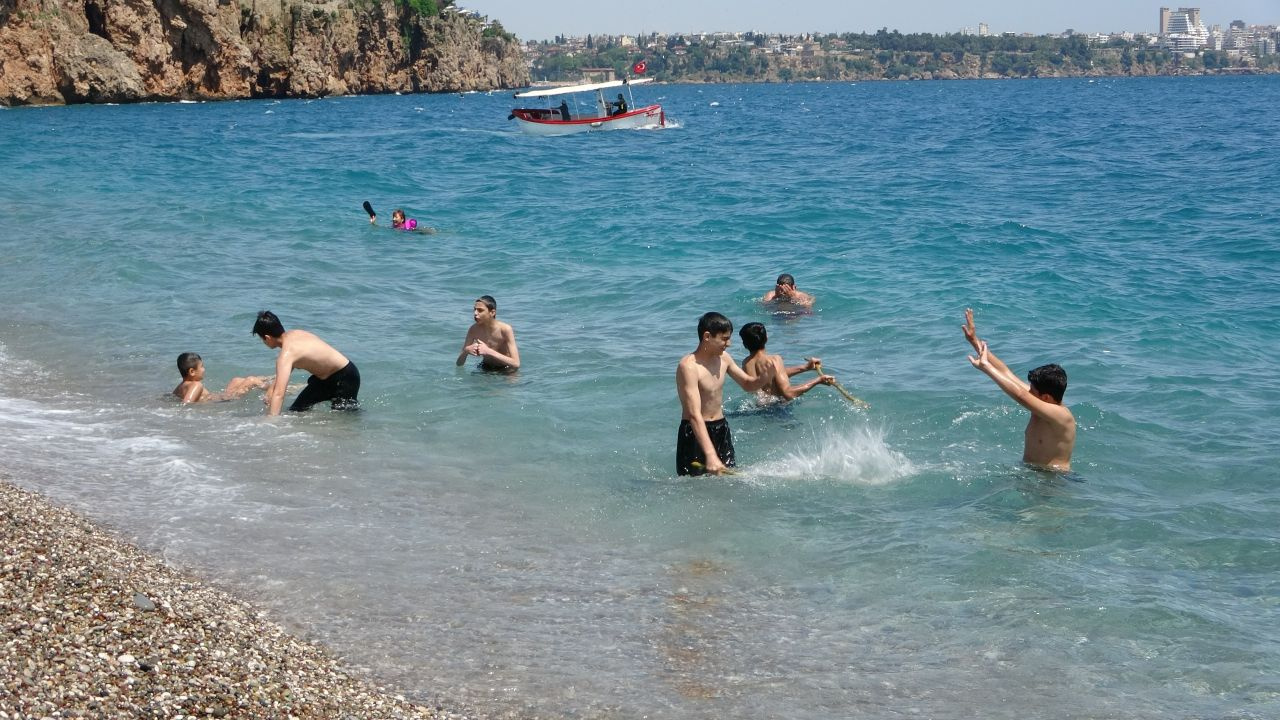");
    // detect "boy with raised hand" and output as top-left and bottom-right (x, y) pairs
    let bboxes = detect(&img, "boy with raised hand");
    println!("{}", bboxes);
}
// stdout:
(253, 310), (361, 415)
(456, 295), (521, 371)
(738, 322), (834, 402)
(675, 312), (769, 476)
(963, 308), (1076, 471)
(173, 352), (268, 404)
